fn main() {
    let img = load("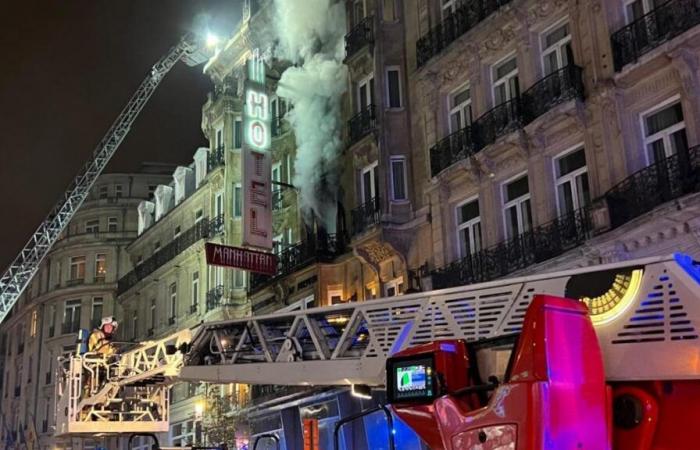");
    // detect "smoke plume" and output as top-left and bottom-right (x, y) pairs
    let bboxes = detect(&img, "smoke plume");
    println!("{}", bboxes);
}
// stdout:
(272, 0), (348, 233)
